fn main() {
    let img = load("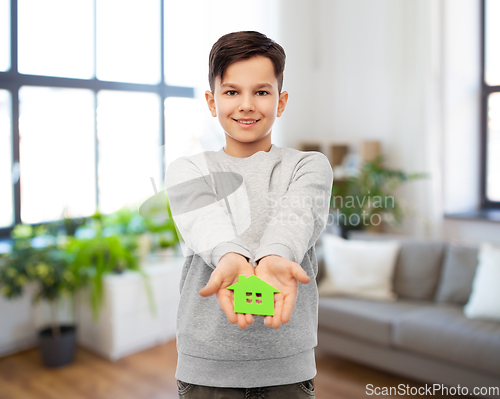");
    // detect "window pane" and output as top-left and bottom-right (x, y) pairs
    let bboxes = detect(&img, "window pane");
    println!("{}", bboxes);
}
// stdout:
(485, 0), (500, 86)
(0, 90), (13, 228)
(19, 87), (96, 224)
(18, 0), (94, 79)
(164, 0), (206, 87)
(164, 96), (220, 167)
(97, 91), (161, 214)
(96, 0), (161, 84)
(487, 93), (500, 202)
(0, 0), (9, 72)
